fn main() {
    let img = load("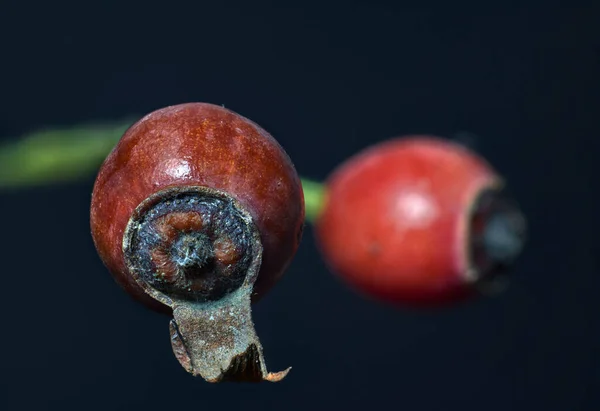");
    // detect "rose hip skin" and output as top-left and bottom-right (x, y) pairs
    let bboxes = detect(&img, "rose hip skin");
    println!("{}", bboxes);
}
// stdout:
(315, 136), (526, 307)
(91, 103), (305, 313)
